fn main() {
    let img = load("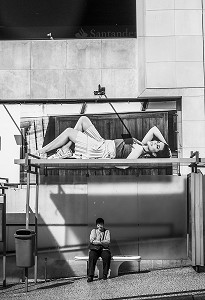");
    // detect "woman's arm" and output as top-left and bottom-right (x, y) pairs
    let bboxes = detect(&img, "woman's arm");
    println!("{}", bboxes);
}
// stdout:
(126, 143), (144, 159)
(116, 144), (143, 169)
(142, 126), (167, 145)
